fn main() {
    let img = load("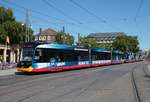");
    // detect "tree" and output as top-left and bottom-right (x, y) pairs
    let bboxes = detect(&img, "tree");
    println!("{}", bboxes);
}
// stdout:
(0, 7), (15, 24)
(55, 31), (64, 44)
(80, 37), (99, 48)
(65, 33), (74, 45)
(55, 31), (74, 45)
(0, 6), (34, 45)
(0, 6), (34, 62)
(98, 43), (112, 49)
(112, 34), (139, 52)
